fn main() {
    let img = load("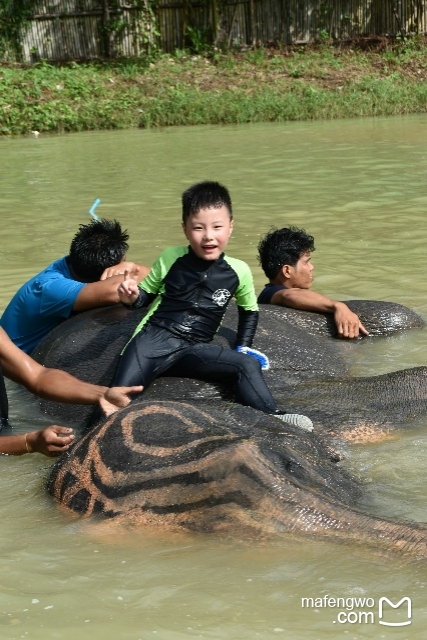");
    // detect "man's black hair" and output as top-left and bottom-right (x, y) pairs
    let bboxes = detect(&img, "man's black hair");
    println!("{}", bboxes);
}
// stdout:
(69, 218), (129, 282)
(182, 181), (233, 223)
(258, 226), (315, 280)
